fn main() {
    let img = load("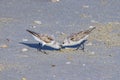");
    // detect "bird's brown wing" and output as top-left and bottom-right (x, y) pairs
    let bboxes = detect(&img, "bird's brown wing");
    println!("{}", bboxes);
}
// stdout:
(69, 27), (95, 41)
(40, 34), (54, 43)
(69, 31), (85, 41)
(26, 29), (54, 43)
